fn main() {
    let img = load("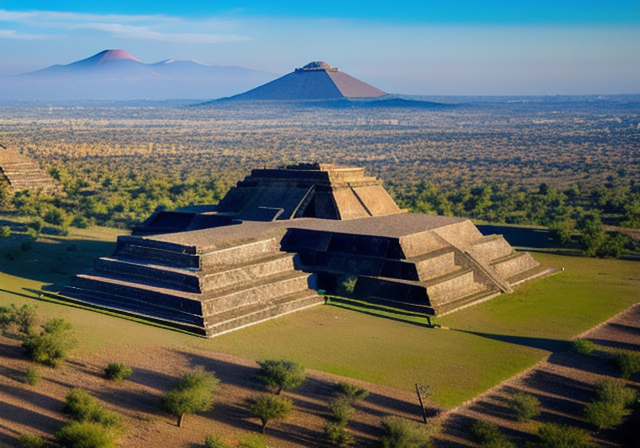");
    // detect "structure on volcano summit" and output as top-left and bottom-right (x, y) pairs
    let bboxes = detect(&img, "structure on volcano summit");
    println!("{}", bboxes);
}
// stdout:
(60, 164), (548, 337)
(219, 61), (386, 101)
